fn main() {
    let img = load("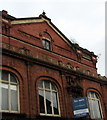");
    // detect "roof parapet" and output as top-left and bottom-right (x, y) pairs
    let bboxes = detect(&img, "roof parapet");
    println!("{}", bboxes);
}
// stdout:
(1, 10), (16, 20)
(2, 10), (8, 16)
